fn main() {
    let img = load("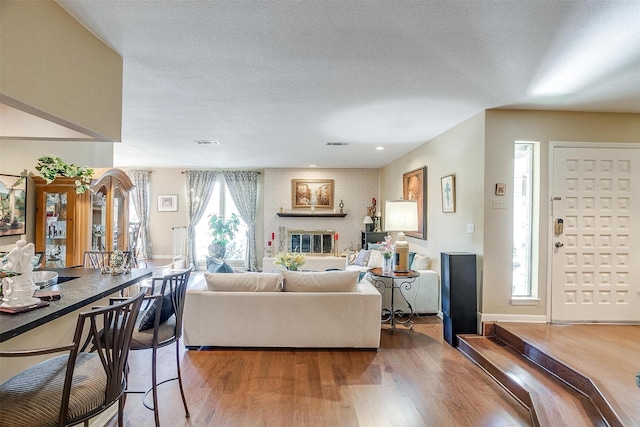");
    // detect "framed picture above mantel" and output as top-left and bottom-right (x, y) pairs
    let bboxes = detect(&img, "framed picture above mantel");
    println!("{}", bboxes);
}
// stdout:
(402, 167), (426, 240)
(291, 179), (334, 210)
